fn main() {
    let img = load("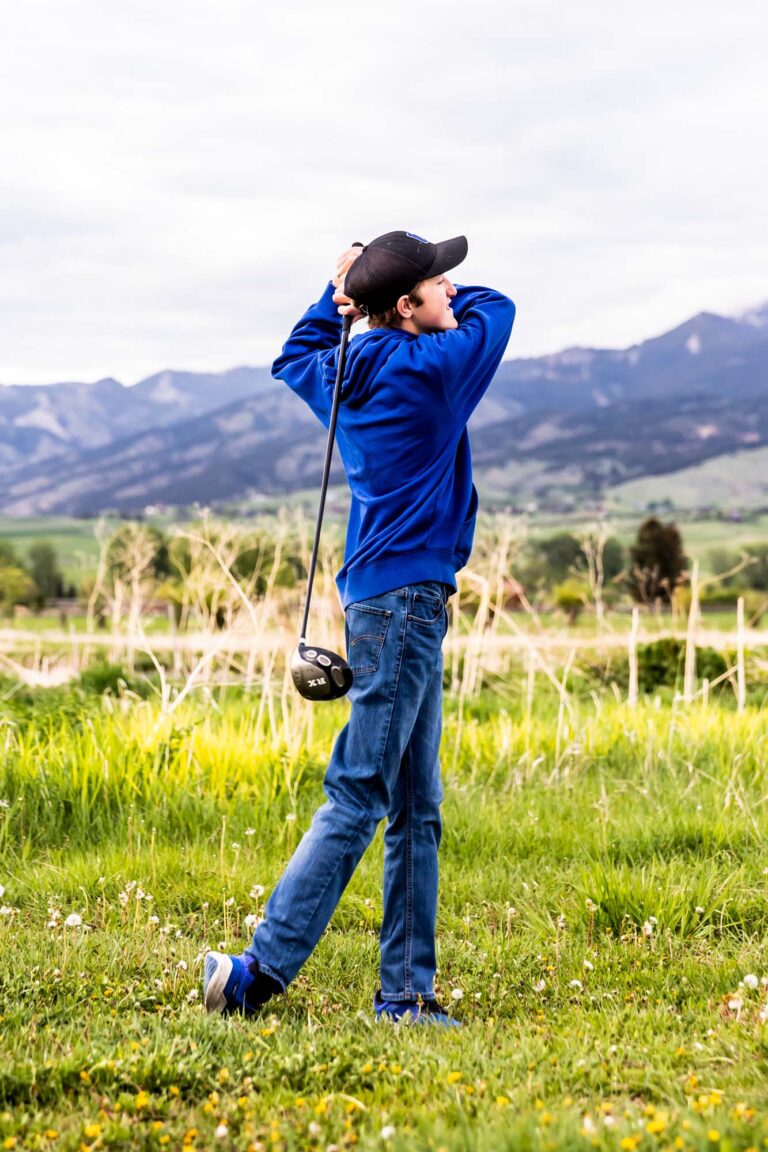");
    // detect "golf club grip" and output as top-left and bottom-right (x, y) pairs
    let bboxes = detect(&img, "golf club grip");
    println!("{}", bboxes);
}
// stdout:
(300, 313), (354, 641)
